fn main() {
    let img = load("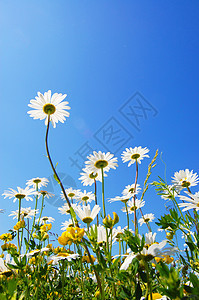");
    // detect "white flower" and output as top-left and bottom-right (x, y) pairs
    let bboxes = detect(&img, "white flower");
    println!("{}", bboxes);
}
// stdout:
(25, 247), (50, 258)
(38, 190), (54, 199)
(121, 146), (149, 166)
(37, 216), (55, 224)
(26, 177), (49, 189)
(138, 213), (155, 226)
(49, 253), (79, 264)
(120, 240), (176, 270)
(2, 186), (36, 202)
(61, 188), (81, 200)
(0, 254), (12, 274)
(79, 167), (104, 186)
(122, 199), (145, 214)
(178, 191), (199, 211)
(61, 219), (74, 231)
(112, 226), (127, 242)
(73, 204), (100, 224)
(58, 203), (72, 215)
(109, 194), (132, 203)
(161, 185), (179, 200)
(9, 207), (39, 219)
(96, 225), (107, 244)
(172, 169), (199, 189)
(122, 183), (141, 196)
(77, 190), (95, 204)
(145, 232), (157, 245)
(28, 90), (71, 128)
(85, 151), (118, 174)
